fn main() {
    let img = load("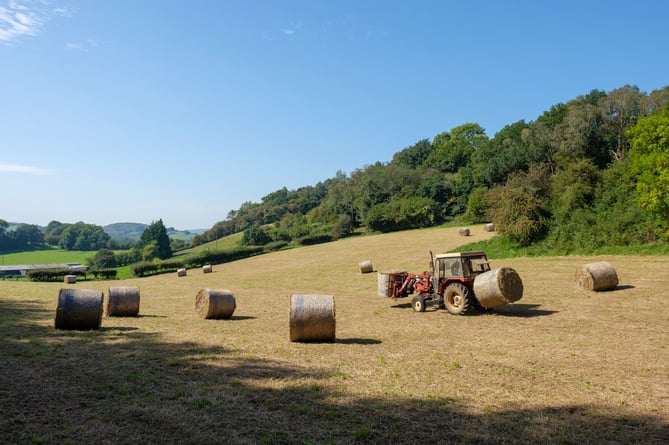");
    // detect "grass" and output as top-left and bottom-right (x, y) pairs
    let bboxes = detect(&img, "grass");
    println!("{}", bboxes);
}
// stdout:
(1, 224), (668, 444)
(458, 235), (669, 258)
(0, 246), (96, 266)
